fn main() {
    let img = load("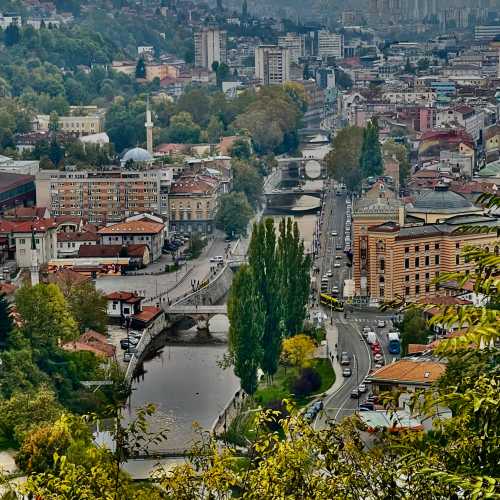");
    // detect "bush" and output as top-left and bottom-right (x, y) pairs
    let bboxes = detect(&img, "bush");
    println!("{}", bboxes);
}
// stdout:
(291, 367), (321, 397)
